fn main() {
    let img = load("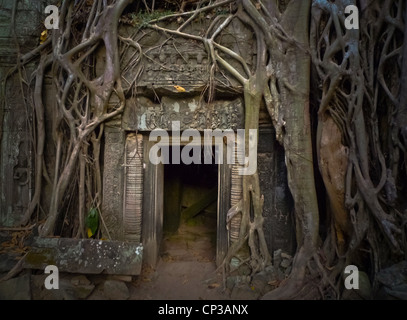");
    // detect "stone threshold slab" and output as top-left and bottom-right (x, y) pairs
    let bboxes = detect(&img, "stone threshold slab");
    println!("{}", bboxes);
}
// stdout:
(23, 237), (143, 275)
